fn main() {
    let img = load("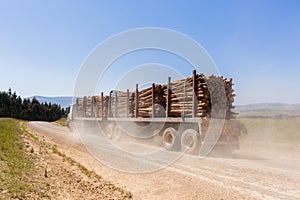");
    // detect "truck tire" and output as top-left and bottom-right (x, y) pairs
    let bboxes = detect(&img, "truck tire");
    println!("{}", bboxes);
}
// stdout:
(113, 126), (122, 141)
(163, 127), (180, 151)
(181, 129), (199, 154)
(106, 124), (114, 139)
